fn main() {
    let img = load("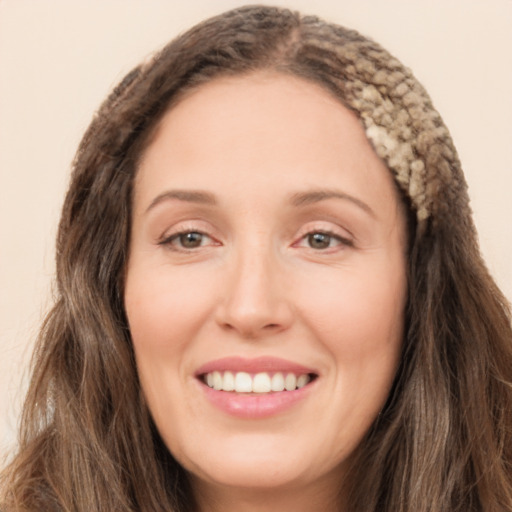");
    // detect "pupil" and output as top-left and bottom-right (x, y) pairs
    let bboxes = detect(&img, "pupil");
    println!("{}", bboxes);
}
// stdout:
(180, 232), (203, 248)
(308, 233), (330, 249)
